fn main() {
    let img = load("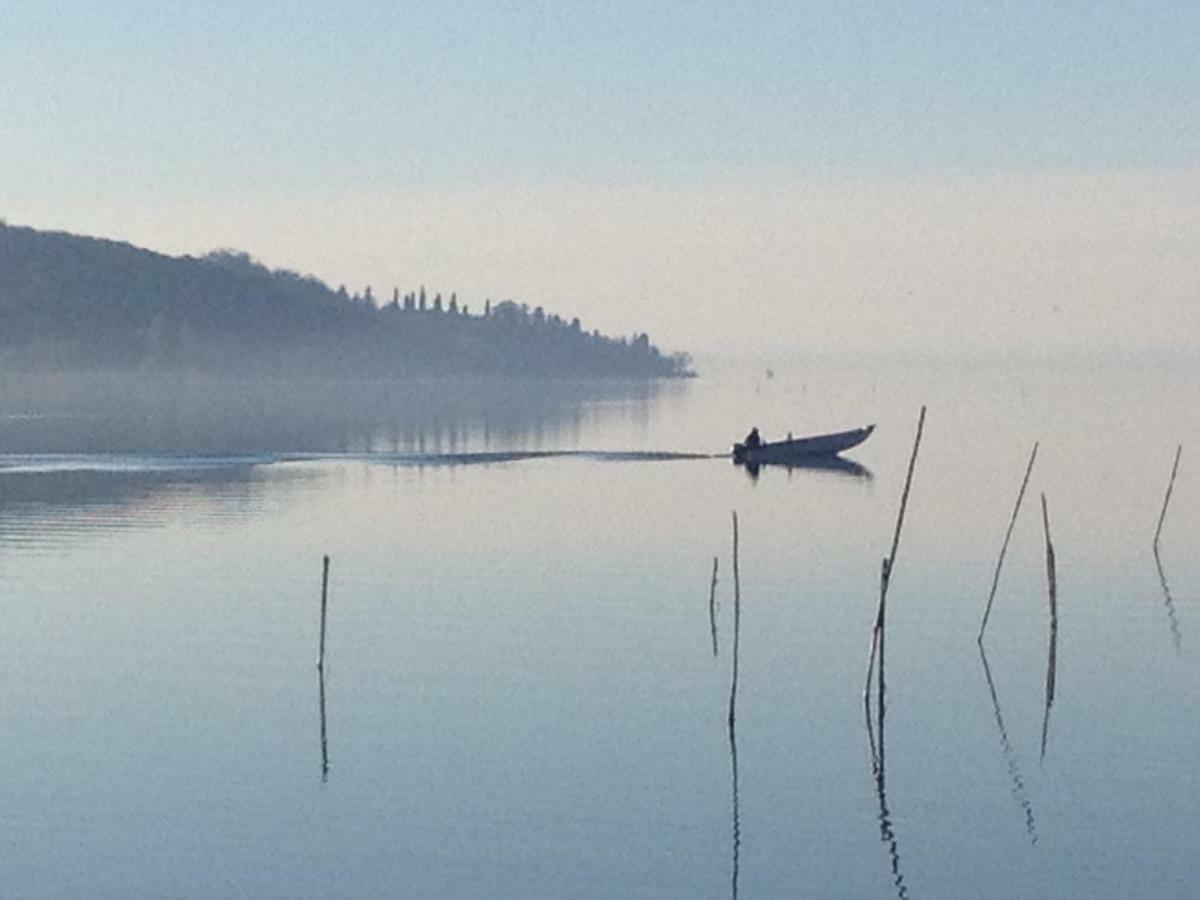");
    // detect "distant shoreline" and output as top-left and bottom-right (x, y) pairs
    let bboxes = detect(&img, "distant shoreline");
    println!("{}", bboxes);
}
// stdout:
(0, 222), (694, 380)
